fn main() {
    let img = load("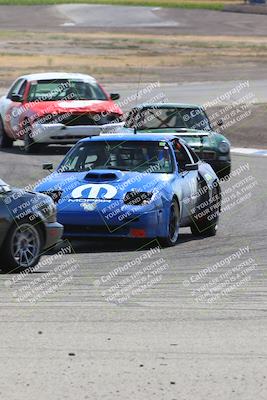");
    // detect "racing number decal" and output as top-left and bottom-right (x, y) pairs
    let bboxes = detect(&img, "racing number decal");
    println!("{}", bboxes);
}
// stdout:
(71, 184), (117, 199)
